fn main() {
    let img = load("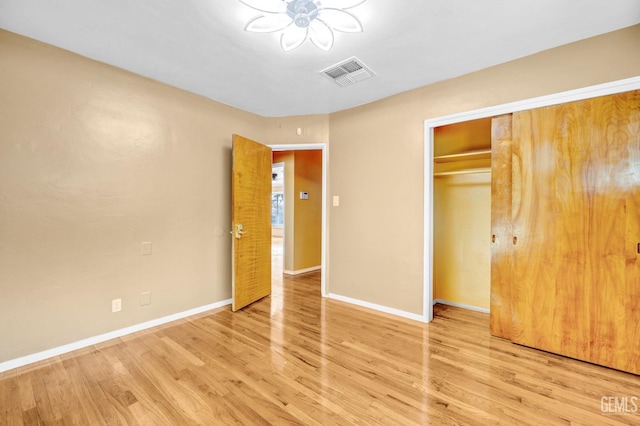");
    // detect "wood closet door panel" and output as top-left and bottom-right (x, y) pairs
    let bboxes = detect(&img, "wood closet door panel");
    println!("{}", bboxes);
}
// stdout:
(511, 90), (640, 374)
(625, 94), (640, 374)
(490, 114), (513, 339)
